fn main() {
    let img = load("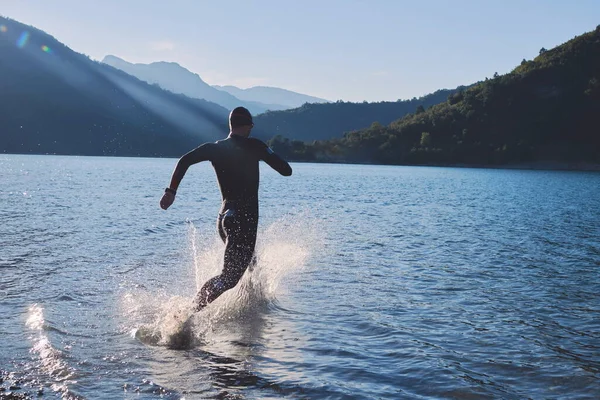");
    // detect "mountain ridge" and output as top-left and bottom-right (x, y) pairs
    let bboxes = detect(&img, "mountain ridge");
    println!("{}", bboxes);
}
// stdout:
(0, 16), (229, 157)
(103, 55), (329, 112)
(213, 84), (329, 109)
(101, 55), (275, 114)
(3, 16), (597, 169)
